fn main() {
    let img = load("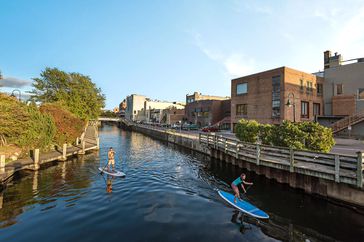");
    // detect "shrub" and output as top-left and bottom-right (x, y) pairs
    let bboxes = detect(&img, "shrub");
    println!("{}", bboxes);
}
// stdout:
(298, 122), (335, 152)
(235, 118), (335, 153)
(235, 119), (260, 143)
(0, 93), (56, 151)
(40, 103), (85, 145)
